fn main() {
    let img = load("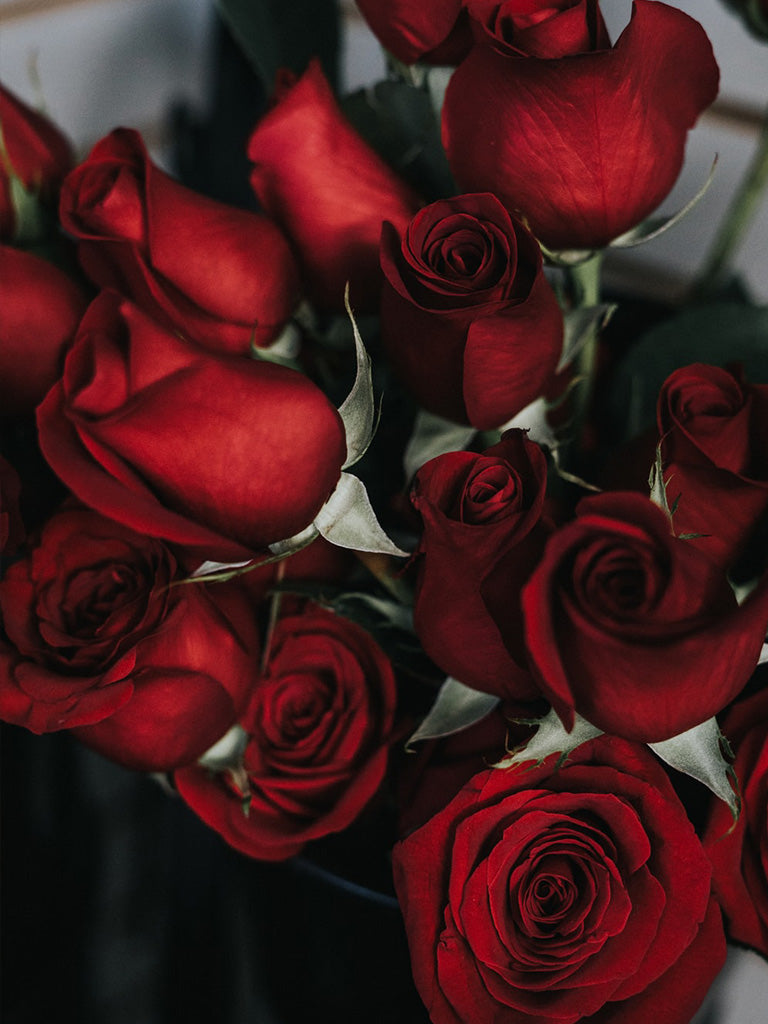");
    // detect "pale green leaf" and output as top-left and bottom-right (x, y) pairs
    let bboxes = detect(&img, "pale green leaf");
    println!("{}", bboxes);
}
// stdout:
(494, 707), (602, 771)
(650, 717), (739, 821)
(403, 409), (476, 483)
(338, 288), (376, 469)
(406, 677), (499, 751)
(314, 472), (410, 556)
